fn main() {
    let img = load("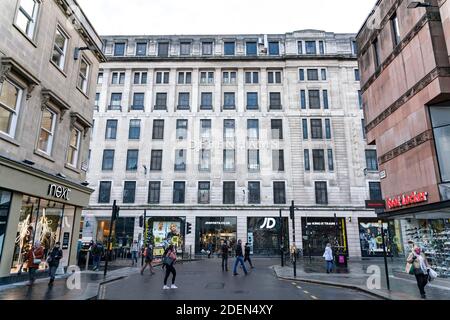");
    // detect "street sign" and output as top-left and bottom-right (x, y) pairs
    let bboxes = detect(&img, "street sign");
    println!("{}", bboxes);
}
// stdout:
(365, 200), (386, 209)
